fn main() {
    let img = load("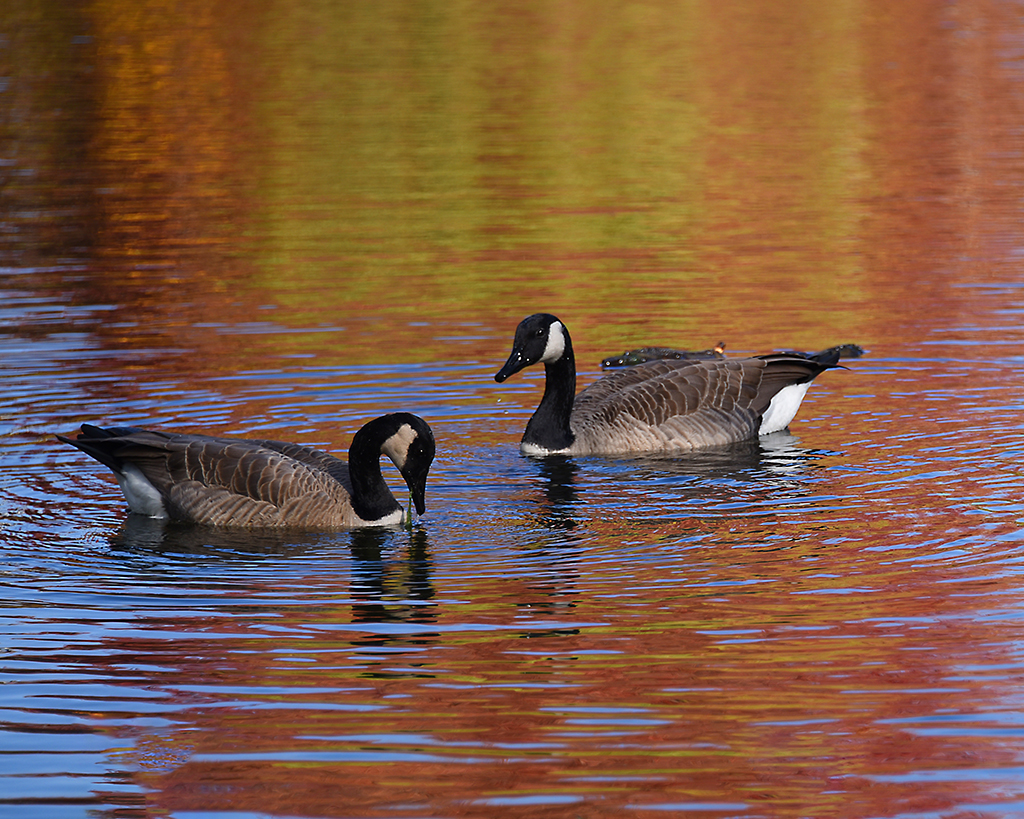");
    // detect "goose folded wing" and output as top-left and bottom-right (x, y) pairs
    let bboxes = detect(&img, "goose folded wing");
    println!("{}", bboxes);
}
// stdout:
(246, 439), (351, 489)
(575, 359), (766, 425)
(570, 359), (771, 447)
(114, 435), (349, 519)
